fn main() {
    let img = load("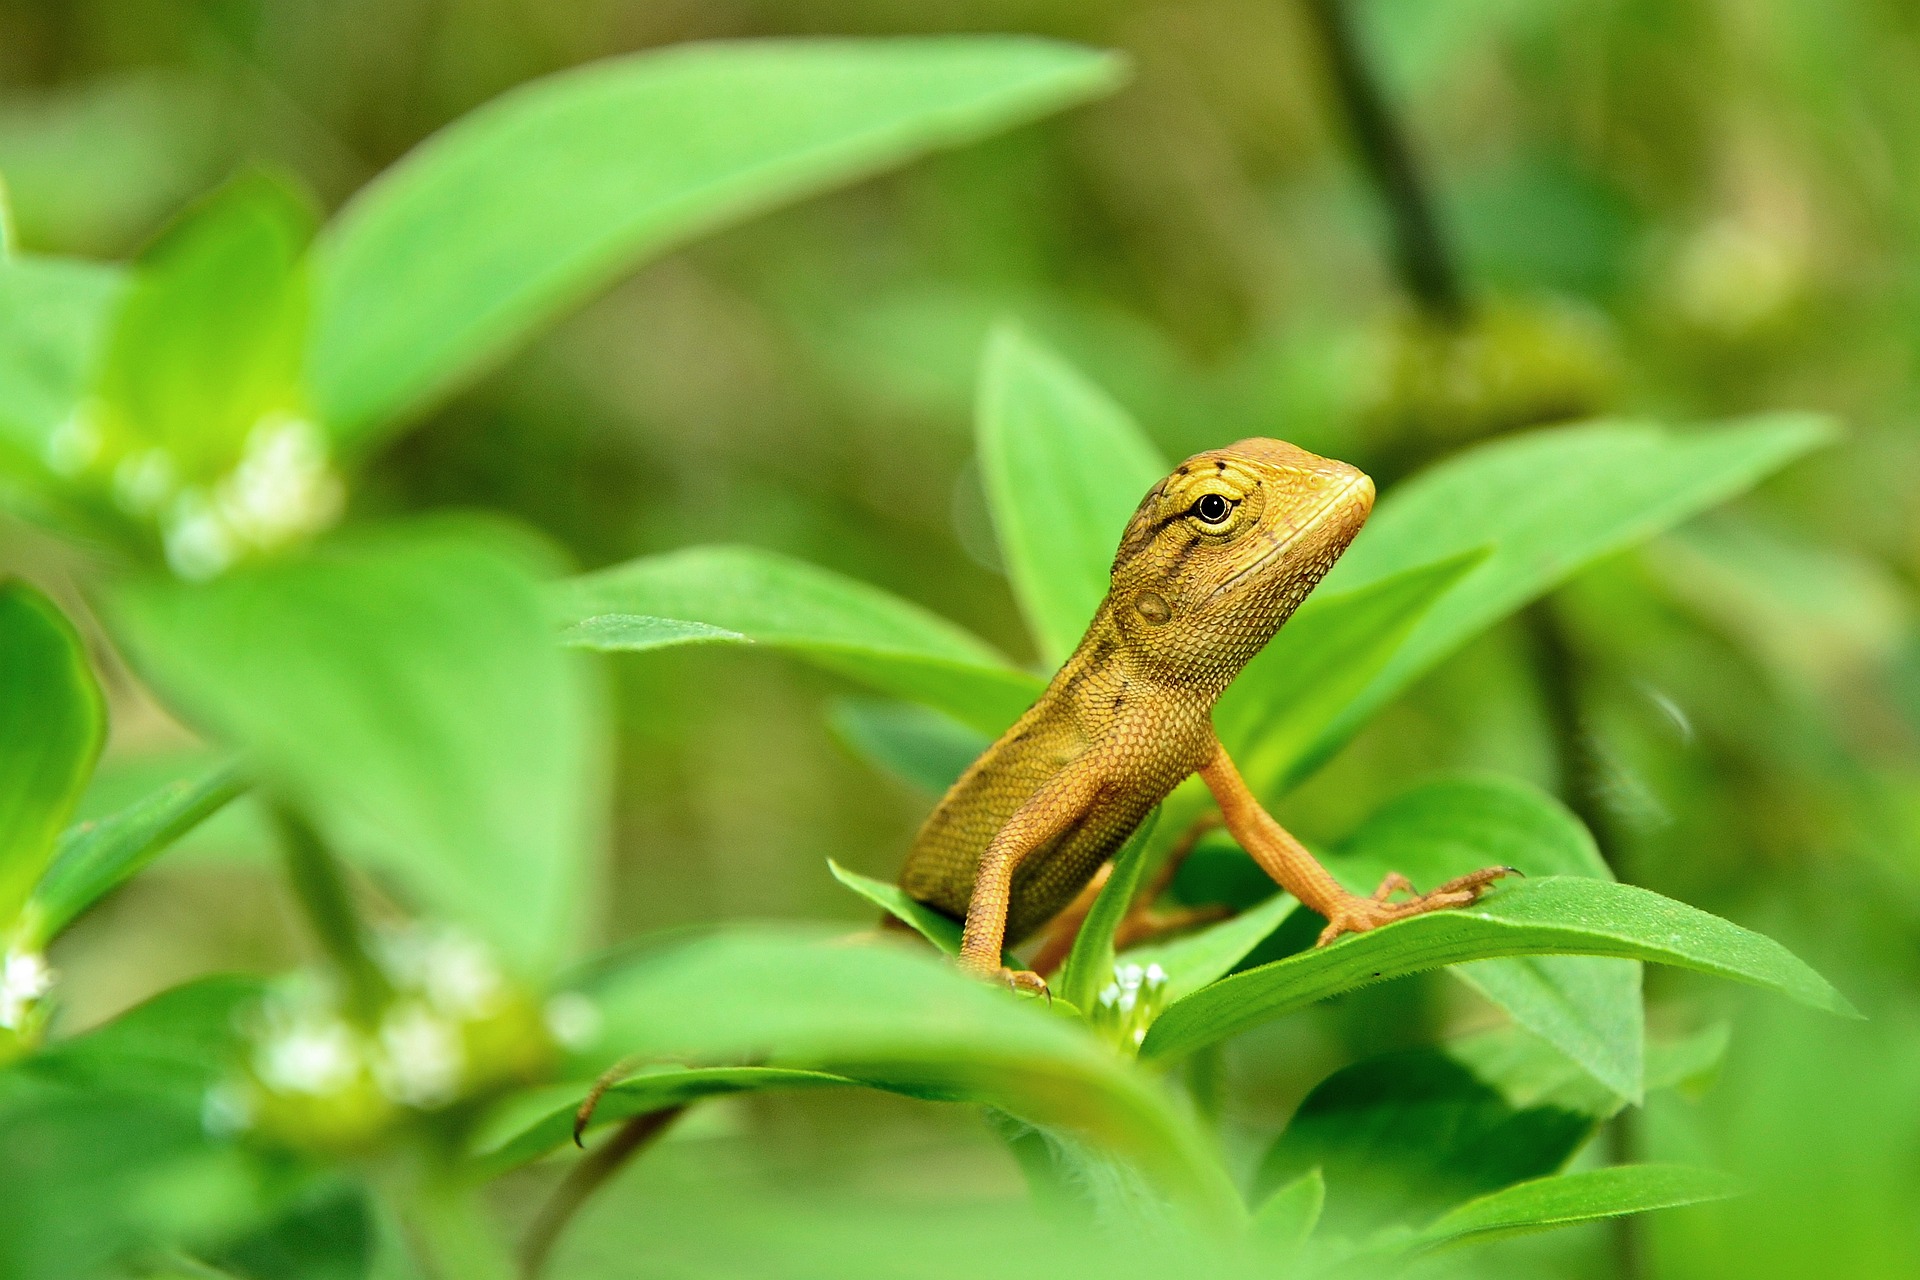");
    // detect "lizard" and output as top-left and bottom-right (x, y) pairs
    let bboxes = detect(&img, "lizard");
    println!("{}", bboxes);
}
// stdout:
(898, 437), (1515, 993)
